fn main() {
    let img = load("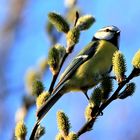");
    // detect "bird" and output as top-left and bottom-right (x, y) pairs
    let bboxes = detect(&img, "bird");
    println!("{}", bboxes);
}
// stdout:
(31, 25), (120, 137)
